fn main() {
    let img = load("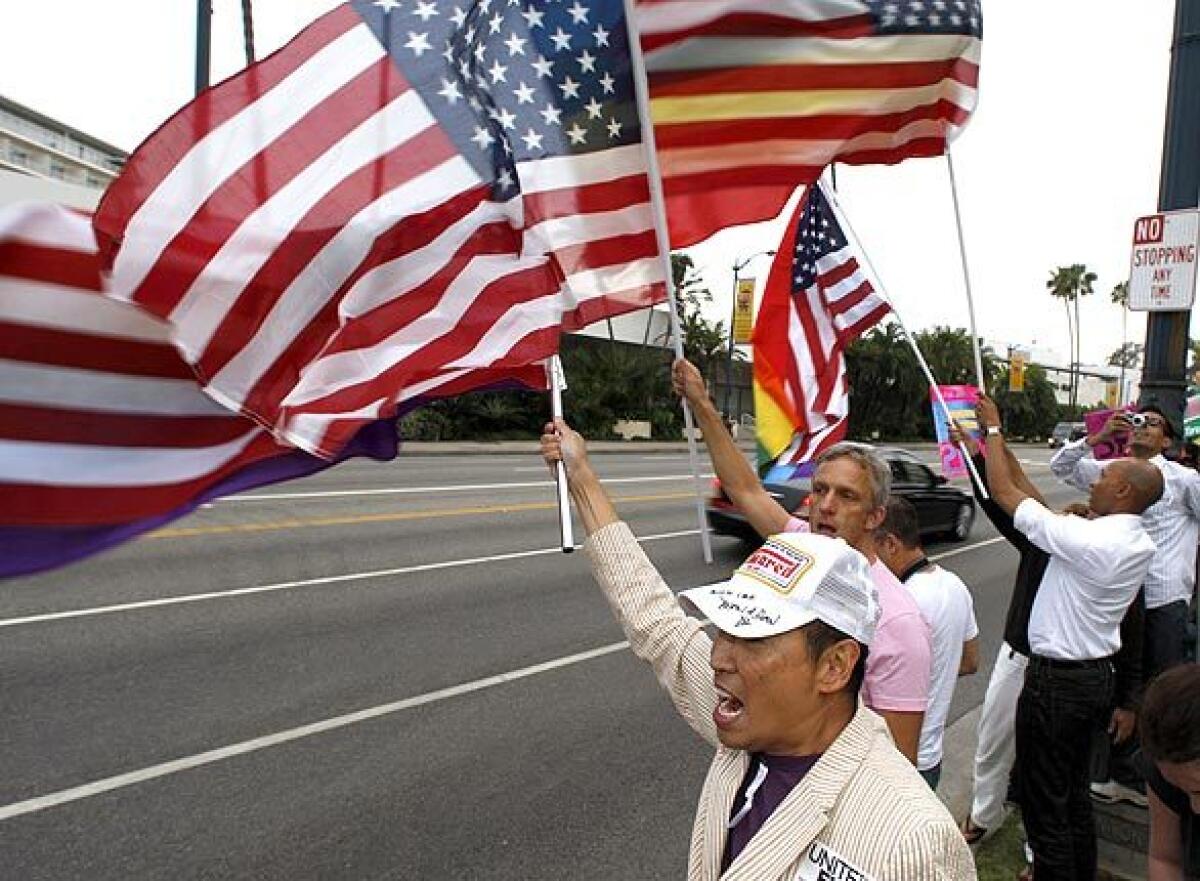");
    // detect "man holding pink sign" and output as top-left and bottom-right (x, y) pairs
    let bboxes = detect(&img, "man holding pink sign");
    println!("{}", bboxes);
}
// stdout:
(1051, 406), (1200, 678)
